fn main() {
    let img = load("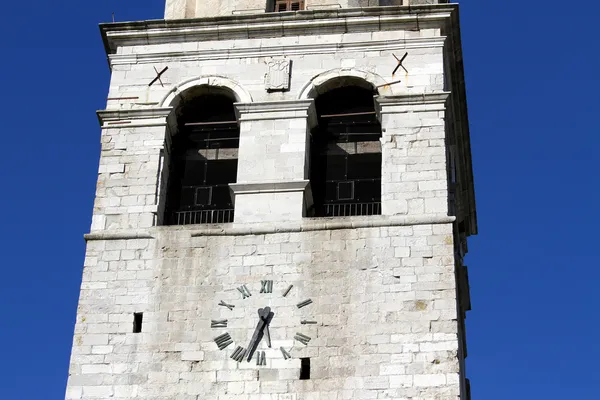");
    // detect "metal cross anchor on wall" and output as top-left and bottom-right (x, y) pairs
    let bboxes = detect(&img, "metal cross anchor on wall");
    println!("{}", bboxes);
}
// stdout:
(149, 66), (169, 87)
(392, 52), (409, 76)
